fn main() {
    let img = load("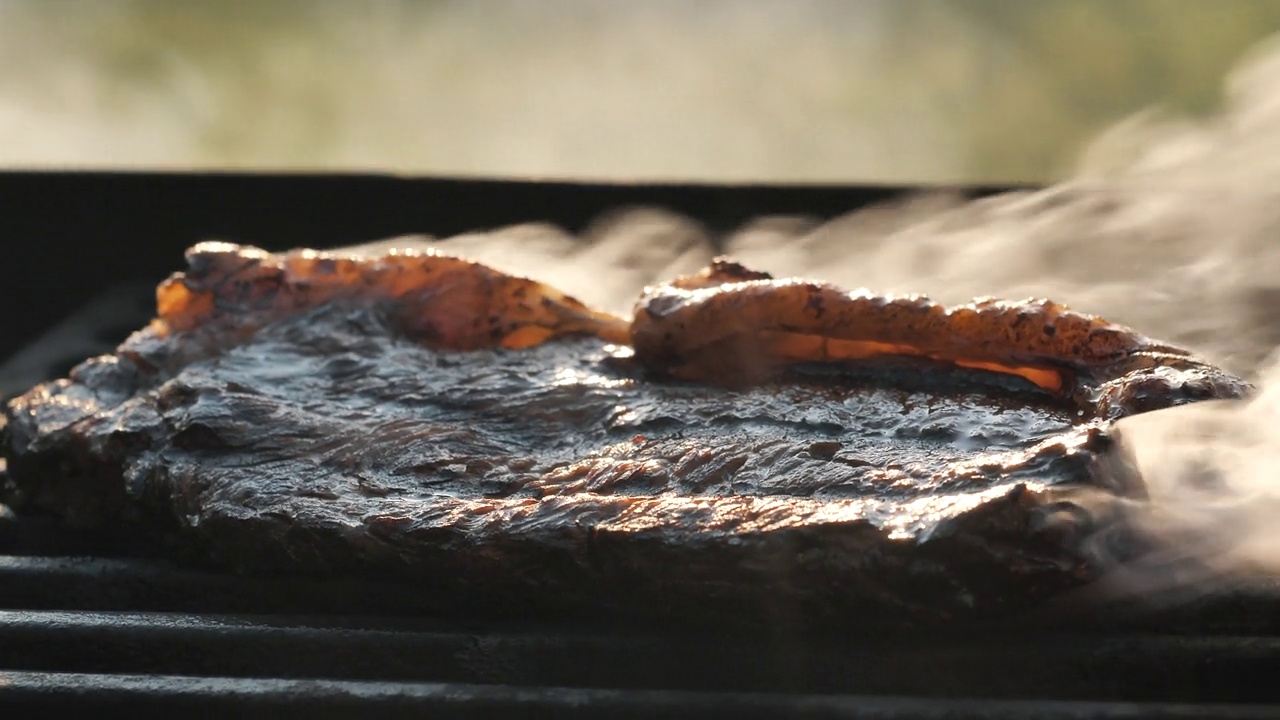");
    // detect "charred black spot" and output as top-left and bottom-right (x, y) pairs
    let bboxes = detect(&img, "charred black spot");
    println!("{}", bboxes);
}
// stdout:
(807, 440), (841, 460)
(805, 291), (826, 318)
(707, 257), (773, 282)
(170, 421), (230, 451)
